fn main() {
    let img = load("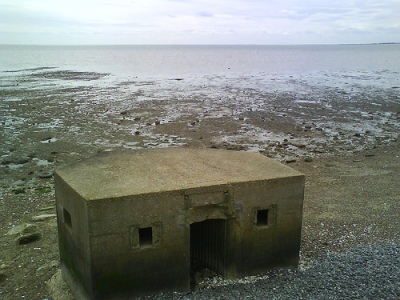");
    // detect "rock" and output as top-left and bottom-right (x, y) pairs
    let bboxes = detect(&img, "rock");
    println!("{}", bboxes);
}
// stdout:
(12, 188), (26, 195)
(15, 233), (41, 245)
(47, 269), (74, 300)
(39, 206), (56, 211)
(0, 271), (6, 283)
(32, 214), (57, 222)
(6, 223), (38, 236)
(35, 186), (52, 193)
(37, 260), (59, 272)
(1, 159), (12, 165)
(17, 157), (31, 164)
(38, 172), (54, 179)
(304, 157), (313, 163)
(291, 142), (307, 149)
(285, 157), (297, 163)
(0, 263), (10, 270)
